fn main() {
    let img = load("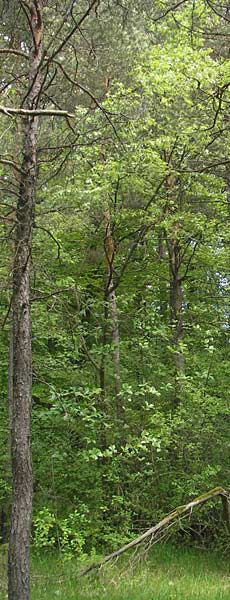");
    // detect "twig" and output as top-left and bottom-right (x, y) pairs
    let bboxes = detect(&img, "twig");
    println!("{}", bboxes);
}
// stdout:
(153, 0), (190, 22)
(34, 225), (61, 259)
(43, 0), (99, 67)
(31, 287), (74, 302)
(53, 59), (122, 140)
(0, 158), (24, 175)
